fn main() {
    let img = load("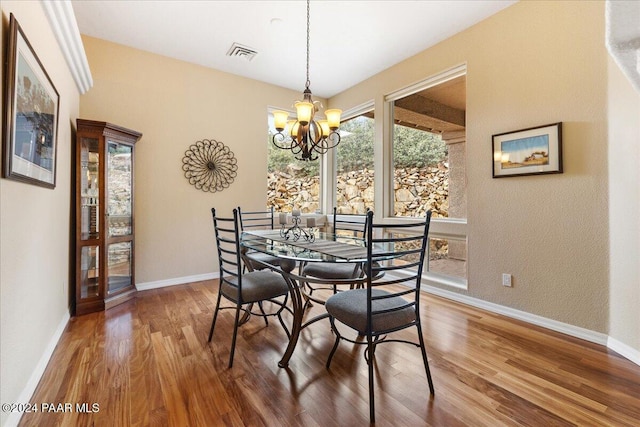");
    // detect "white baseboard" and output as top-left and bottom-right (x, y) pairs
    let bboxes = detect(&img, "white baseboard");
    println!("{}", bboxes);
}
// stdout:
(423, 284), (610, 346)
(136, 272), (219, 291)
(607, 336), (640, 365)
(4, 312), (70, 427)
